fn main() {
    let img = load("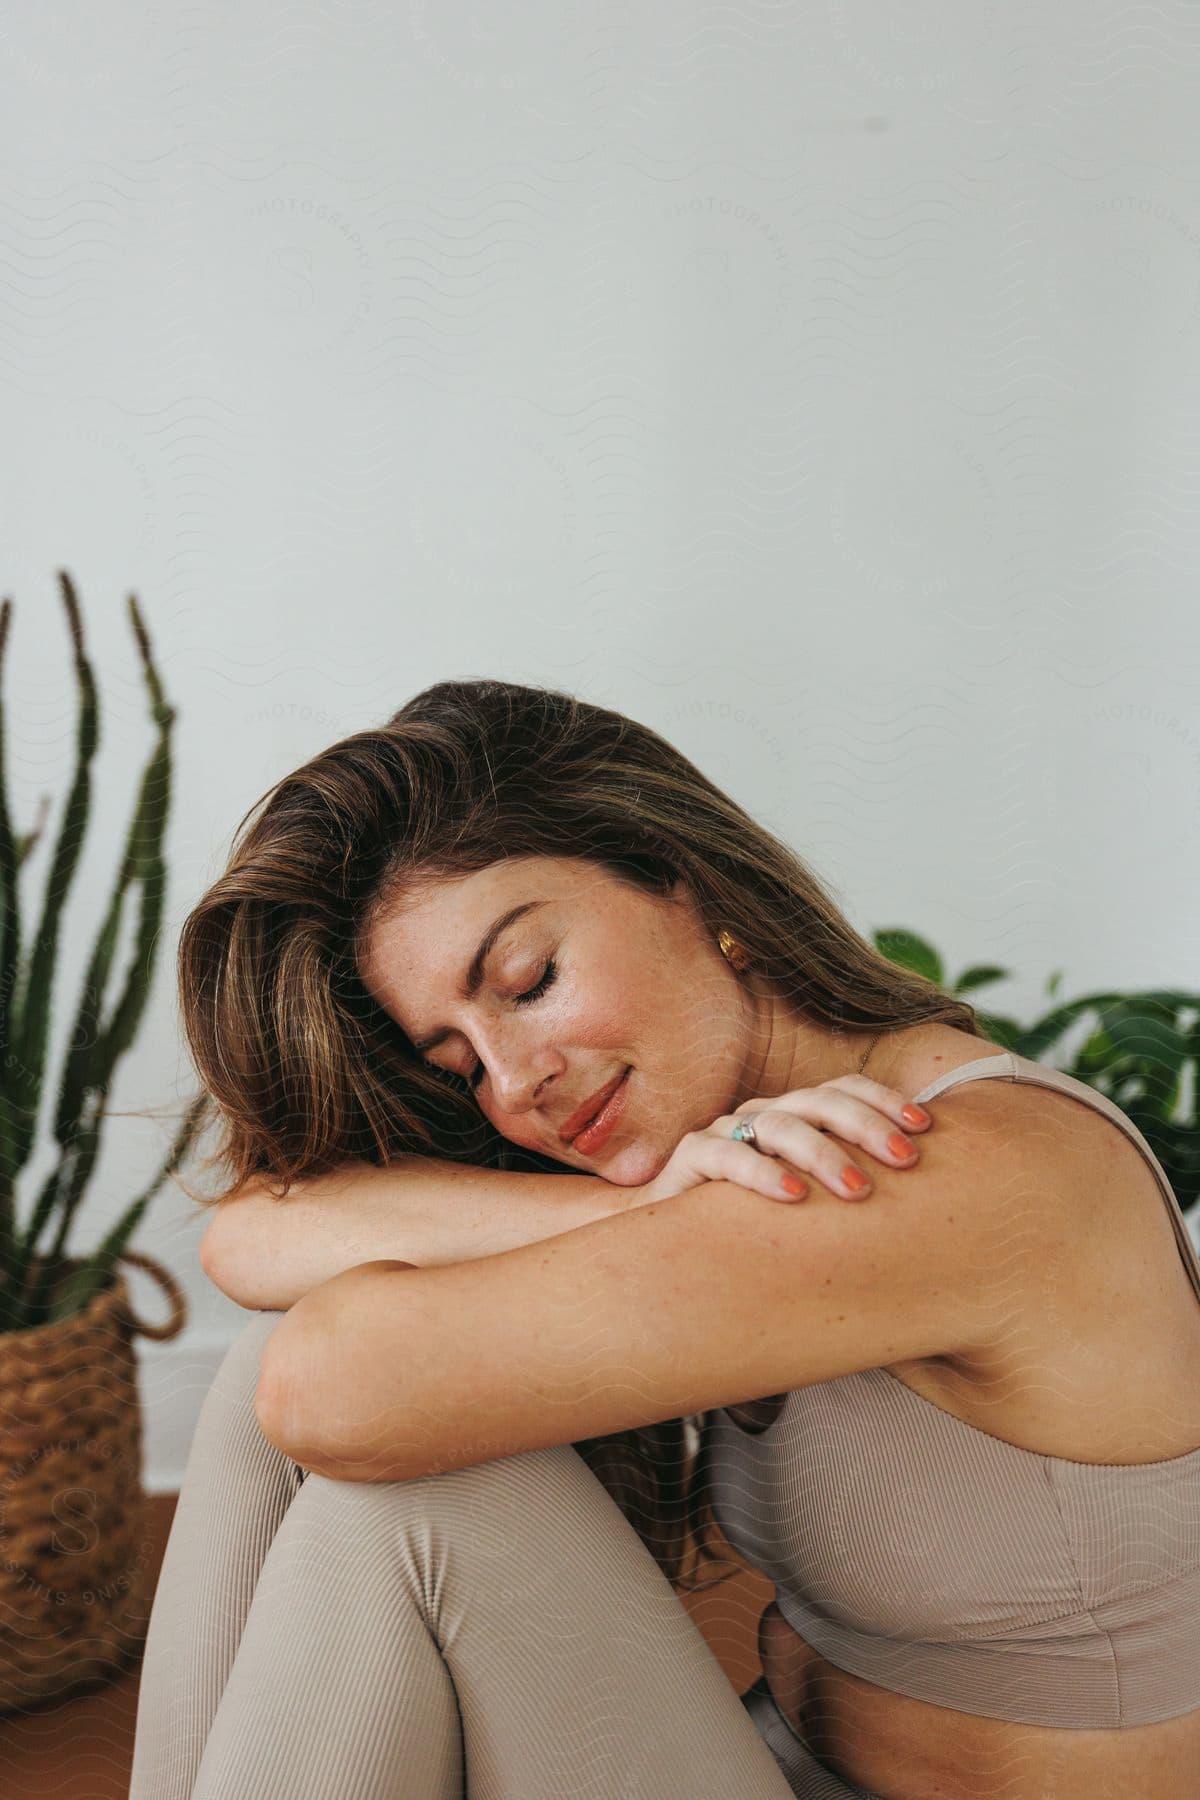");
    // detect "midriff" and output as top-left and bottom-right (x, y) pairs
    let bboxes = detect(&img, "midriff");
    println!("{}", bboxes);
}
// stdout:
(753, 1584), (1200, 1800)
(729, 1333), (1200, 1799)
